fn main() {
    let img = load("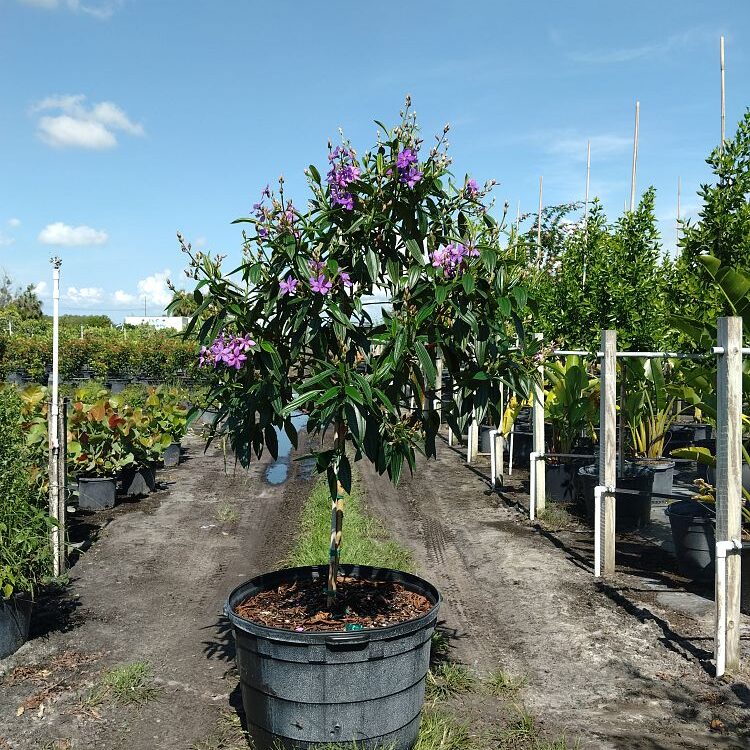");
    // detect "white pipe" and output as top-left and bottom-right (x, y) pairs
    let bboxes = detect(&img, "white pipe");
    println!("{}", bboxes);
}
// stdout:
(489, 428), (499, 487)
(51, 262), (60, 448)
(529, 451), (542, 520)
(715, 538), (743, 678)
(508, 427), (514, 476)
